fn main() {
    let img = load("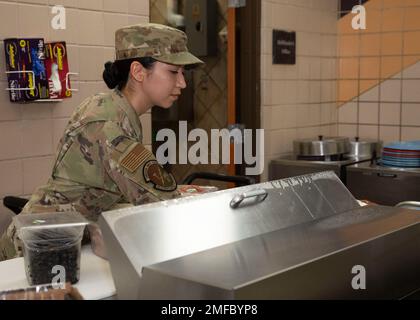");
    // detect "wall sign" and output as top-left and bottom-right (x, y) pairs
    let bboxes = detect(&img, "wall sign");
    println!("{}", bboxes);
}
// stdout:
(272, 30), (296, 65)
